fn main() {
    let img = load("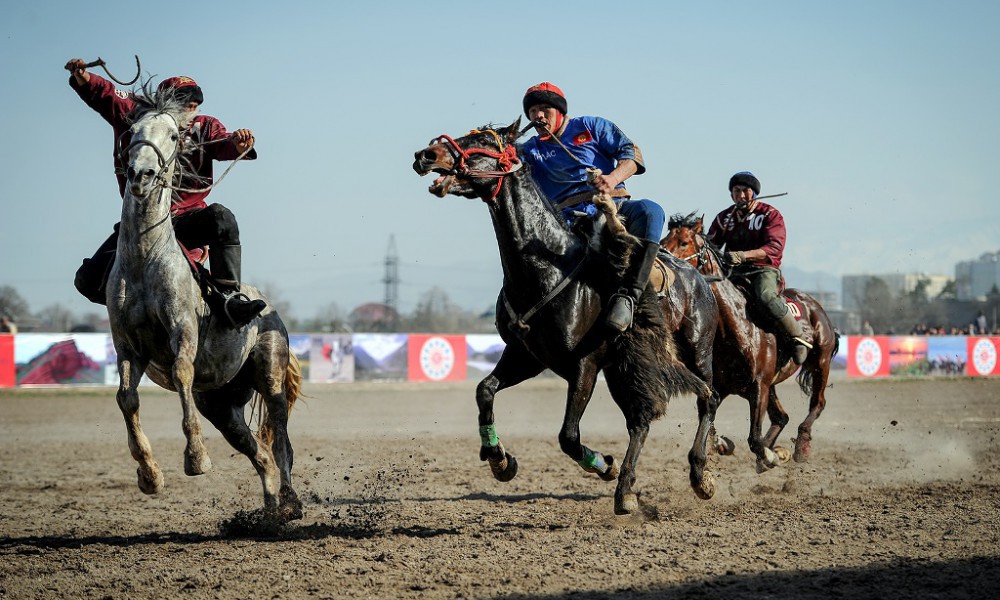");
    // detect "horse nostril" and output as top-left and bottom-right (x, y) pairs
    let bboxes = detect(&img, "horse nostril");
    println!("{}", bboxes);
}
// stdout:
(420, 149), (437, 162)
